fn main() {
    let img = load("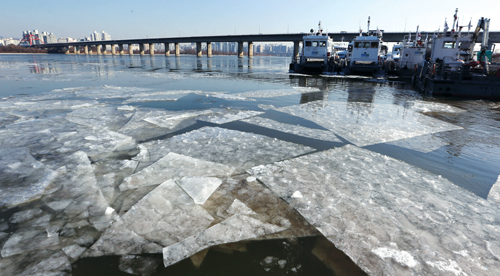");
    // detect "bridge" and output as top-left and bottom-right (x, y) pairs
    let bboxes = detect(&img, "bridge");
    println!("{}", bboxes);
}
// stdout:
(34, 32), (500, 58)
